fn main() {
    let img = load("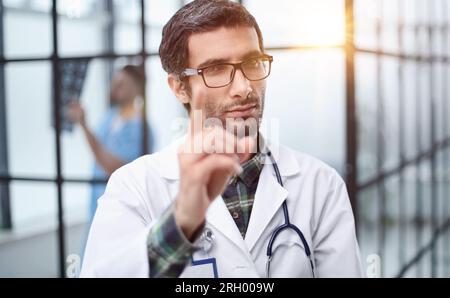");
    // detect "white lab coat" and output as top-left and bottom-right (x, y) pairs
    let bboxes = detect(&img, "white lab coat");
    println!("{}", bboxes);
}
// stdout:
(80, 138), (363, 278)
